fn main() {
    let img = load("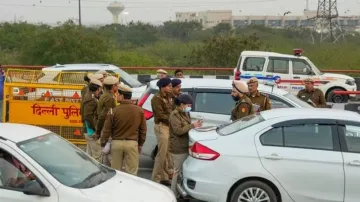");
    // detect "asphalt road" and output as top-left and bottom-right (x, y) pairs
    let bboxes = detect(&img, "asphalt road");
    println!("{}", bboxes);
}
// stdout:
(138, 155), (201, 202)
